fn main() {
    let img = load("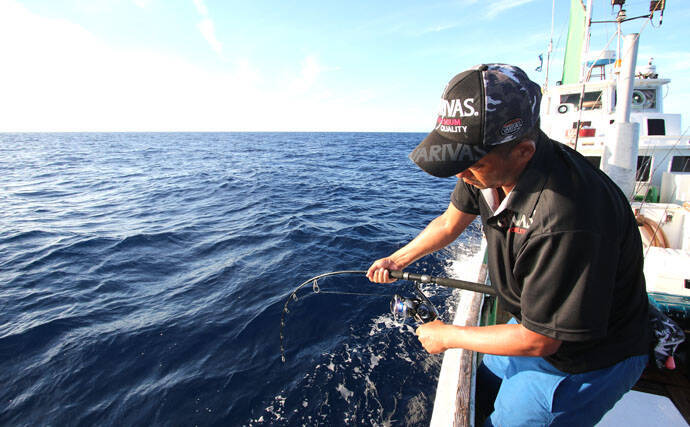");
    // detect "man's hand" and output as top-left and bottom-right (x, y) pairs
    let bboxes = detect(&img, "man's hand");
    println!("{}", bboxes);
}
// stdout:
(416, 320), (450, 354)
(366, 257), (402, 284)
